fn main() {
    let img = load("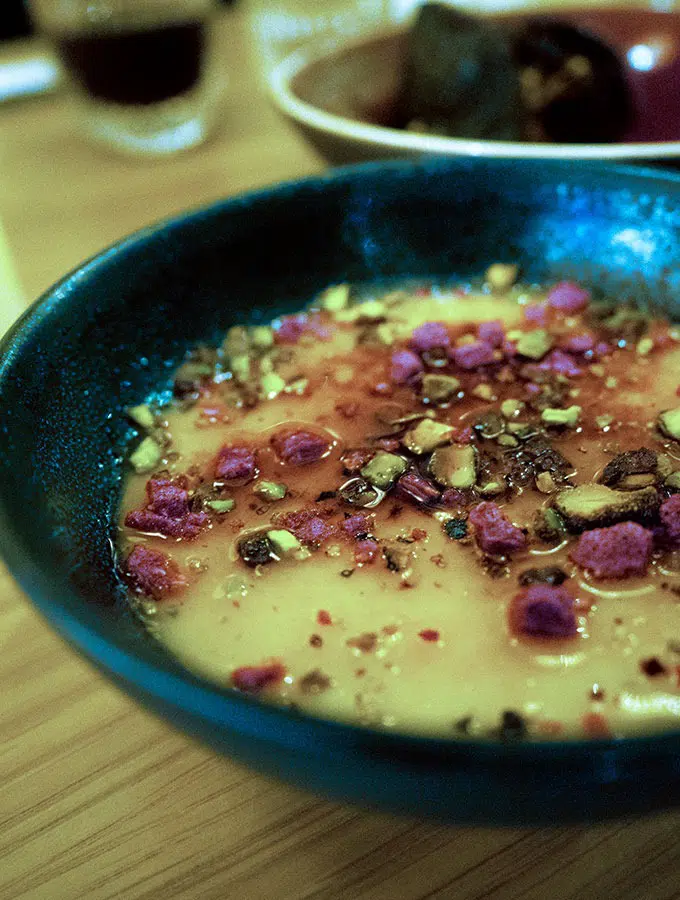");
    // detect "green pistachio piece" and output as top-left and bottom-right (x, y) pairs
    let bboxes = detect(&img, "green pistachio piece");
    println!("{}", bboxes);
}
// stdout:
(516, 329), (554, 360)
(206, 499), (236, 514)
(129, 436), (162, 474)
(260, 372), (286, 399)
(126, 404), (156, 430)
(665, 472), (680, 492)
(254, 481), (287, 501)
(485, 262), (519, 291)
(320, 283), (350, 312)
(541, 405), (581, 428)
(421, 373), (460, 403)
(266, 529), (302, 556)
(402, 419), (455, 454)
(428, 444), (477, 489)
(658, 407), (680, 441)
(360, 452), (408, 489)
(250, 326), (274, 350)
